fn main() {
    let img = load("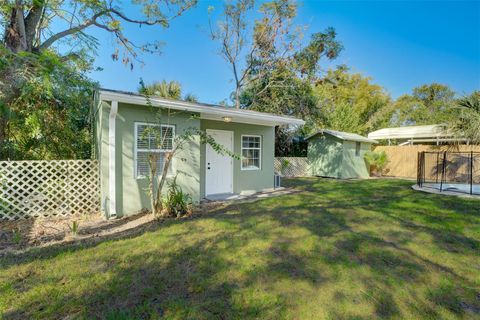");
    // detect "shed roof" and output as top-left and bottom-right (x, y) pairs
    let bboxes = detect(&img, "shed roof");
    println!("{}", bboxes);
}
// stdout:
(98, 88), (305, 127)
(306, 129), (378, 144)
(367, 124), (450, 140)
